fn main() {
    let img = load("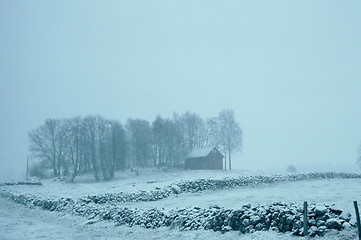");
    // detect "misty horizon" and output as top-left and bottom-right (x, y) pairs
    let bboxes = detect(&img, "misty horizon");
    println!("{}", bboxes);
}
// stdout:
(1, 1), (361, 239)
(1, 1), (361, 182)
